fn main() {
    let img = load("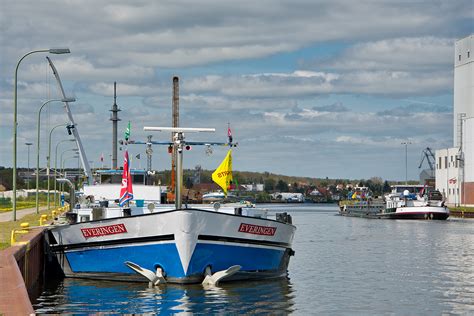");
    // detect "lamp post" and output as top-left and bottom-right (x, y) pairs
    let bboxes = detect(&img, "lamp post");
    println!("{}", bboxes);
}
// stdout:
(25, 142), (33, 190)
(54, 139), (76, 206)
(12, 48), (70, 221)
(62, 154), (79, 174)
(60, 148), (79, 170)
(401, 141), (412, 185)
(47, 123), (67, 211)
(36, 98), (75, 214)
(56, 178), (75, 211)
(61, 154), (79, 200)
(59, 148), (79, 186)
